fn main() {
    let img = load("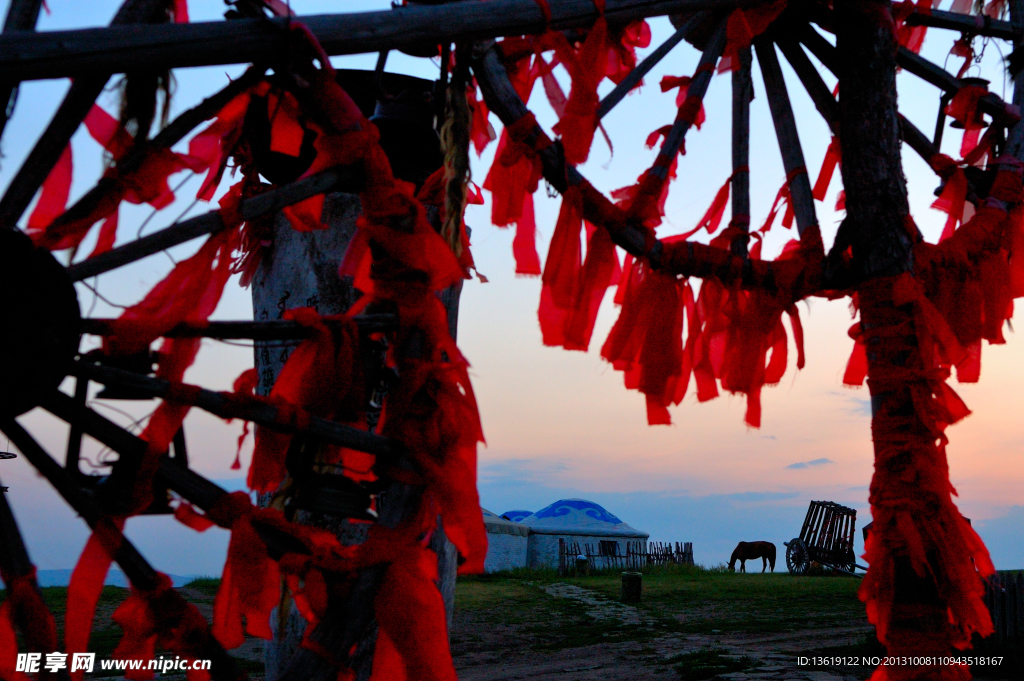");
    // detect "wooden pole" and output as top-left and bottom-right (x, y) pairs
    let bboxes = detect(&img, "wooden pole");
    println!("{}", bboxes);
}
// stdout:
(904, 7), (1018, 40)
(653, 20), (727, 180)
(0, 473), (34, 579)
(48, 67), (265, 244)
(0, 0), (170, 230)
(0, 0), (768, 83)
(754, 38), (818, 237)
(596, 11), (704, 120)
(788, 27), (946, 177)
(68, 361), (403, 458)
(775, 38), (838, 135)
(0, 416), (243, 681)
(896, 46), (1016, 123)
(731, 47), (752, 256)
(0, 0), (45, 140)
(66, 165), (357, 281)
